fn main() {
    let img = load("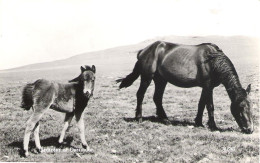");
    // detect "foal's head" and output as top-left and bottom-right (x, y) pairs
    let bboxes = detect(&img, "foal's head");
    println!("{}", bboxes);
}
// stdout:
(231, 84), (254, 134)
(69, 65), (96, 98)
